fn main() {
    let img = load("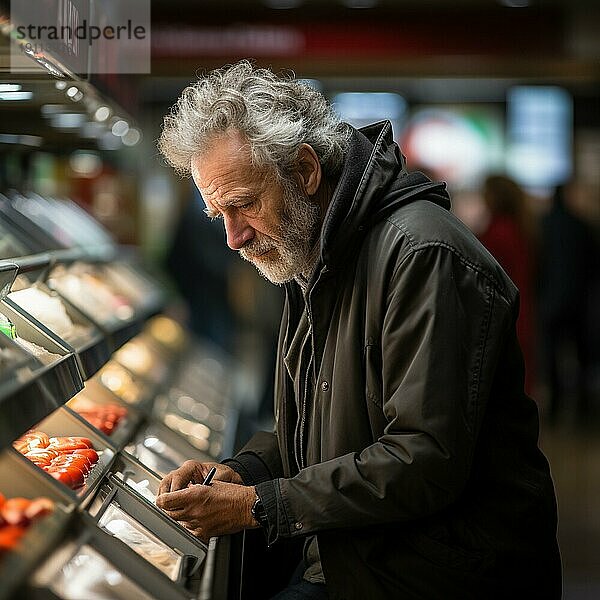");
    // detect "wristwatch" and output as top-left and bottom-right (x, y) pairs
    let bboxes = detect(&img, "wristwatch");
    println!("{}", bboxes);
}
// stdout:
(251, 495), (269, 529)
